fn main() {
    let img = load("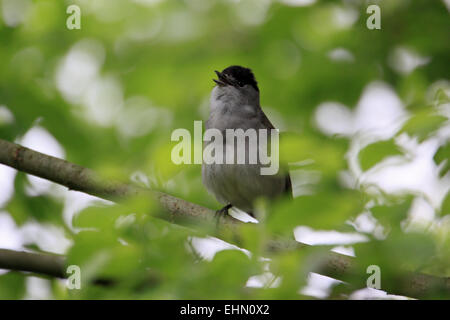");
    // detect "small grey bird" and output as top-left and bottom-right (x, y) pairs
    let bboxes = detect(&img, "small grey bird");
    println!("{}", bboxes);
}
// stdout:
(202, 65), (291, 217)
